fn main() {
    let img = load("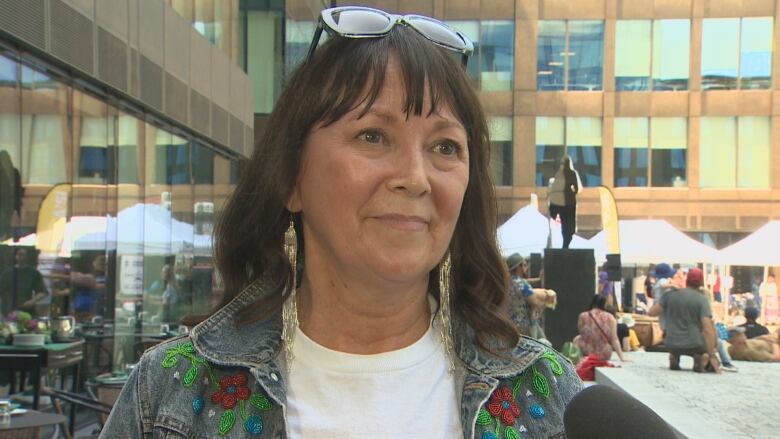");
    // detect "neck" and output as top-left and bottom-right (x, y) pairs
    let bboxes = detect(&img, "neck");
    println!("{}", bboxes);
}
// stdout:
(295, 257), (431, 355)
